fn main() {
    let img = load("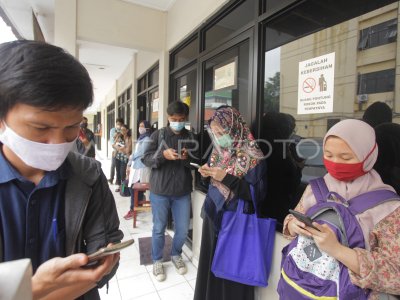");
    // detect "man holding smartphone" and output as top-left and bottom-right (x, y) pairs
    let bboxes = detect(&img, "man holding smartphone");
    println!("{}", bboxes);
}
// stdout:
(142, 101), (197, 282)
(0, 41), (123, 299)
